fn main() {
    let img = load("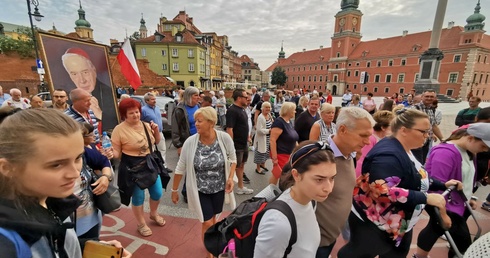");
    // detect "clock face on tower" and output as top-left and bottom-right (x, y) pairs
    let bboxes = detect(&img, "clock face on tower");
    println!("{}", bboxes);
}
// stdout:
(339, 18), (345, 26)
(352, 17), (358, 26)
